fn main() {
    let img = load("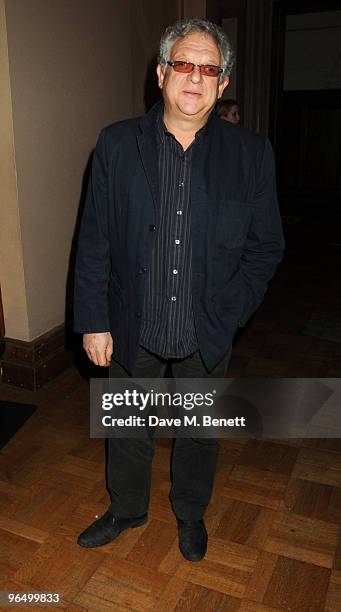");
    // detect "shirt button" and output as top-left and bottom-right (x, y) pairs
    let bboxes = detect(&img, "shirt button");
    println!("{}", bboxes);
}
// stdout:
(171, 296), (177, 301)
(176, 210), (182, 215)
(173, 269), (178, 275)
(175, 239), (180, 245)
